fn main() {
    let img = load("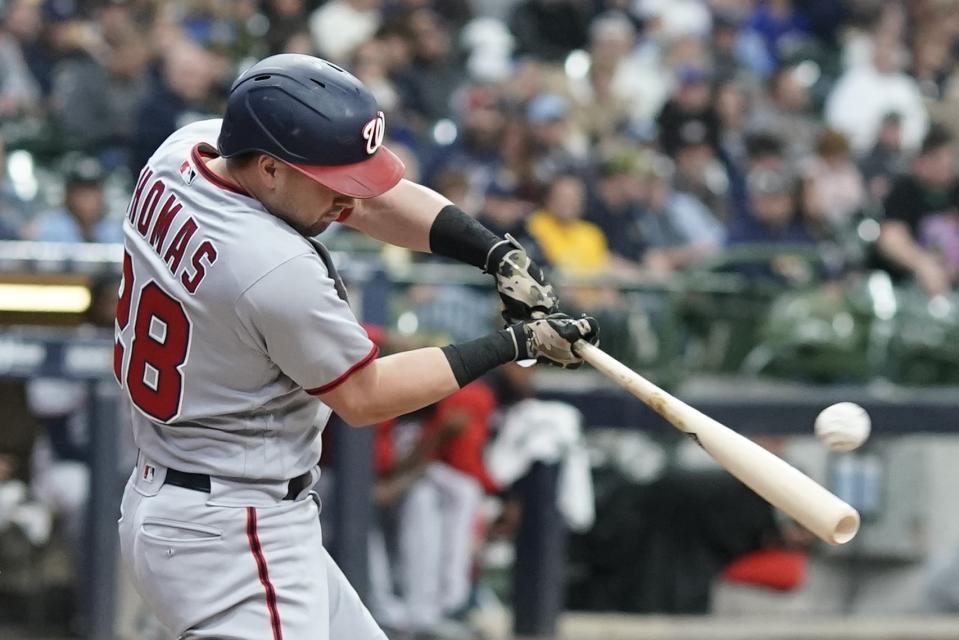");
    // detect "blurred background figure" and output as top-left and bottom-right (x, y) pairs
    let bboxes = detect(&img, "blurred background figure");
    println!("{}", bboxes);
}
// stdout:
(26, 155), (120, 243)
(370, 375), (497, 640)
(800, 129), (865, 237)
(730, 167), (811, 246)
(878, 124), (959, 296)
(748, 63), (821, 162)
(0, 133), (28, 237)
(825, 33), (928, 155)
(130, 41), (223, 175)
(528, 172), (608, 278)
(859, 112), (908, 205)
(0, 0), (41, 118)
(637, 155), (724, 273)
(310, 0), (381, 64)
